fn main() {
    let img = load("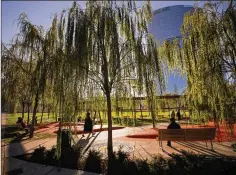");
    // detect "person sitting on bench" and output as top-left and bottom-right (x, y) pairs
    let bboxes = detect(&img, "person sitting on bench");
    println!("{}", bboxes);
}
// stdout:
(78, 116), (82, 123)
(16, 117), (26, 129)
(167, 117), (181, 146)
